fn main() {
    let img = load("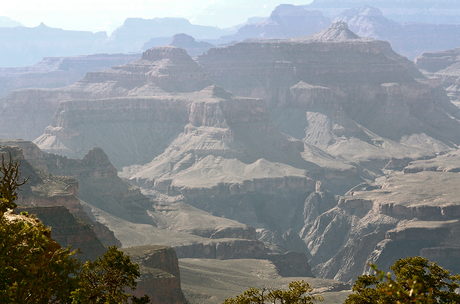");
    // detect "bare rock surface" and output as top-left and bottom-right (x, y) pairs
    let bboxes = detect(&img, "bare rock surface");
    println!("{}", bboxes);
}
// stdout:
(0, 143), (122, 248)
(0, 46), (211, 142)
(121, 245), (188, 304)
(198, 21), (460, 169)
(415, 47), (460, 107)
(303, 155), (460, 283)
(16, 206), (106, 261)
